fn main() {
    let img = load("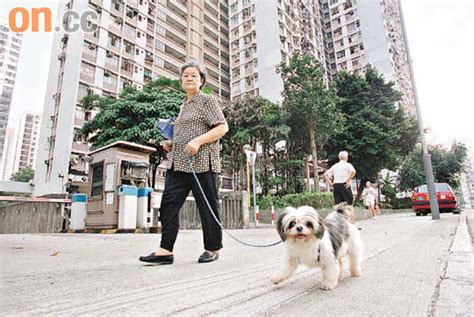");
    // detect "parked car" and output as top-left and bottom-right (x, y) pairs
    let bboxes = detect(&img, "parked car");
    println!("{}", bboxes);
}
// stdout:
(411, 183), (460, 216)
